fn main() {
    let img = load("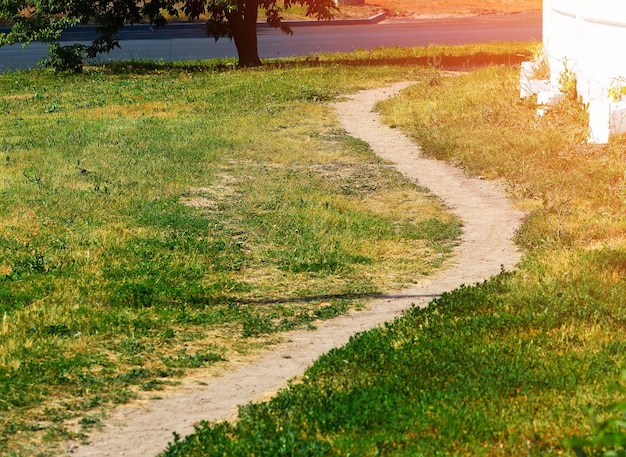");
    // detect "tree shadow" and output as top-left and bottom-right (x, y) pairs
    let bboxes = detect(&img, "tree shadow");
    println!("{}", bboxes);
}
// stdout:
(268, 51), (534, 71)
(93, 49), (533, 75)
